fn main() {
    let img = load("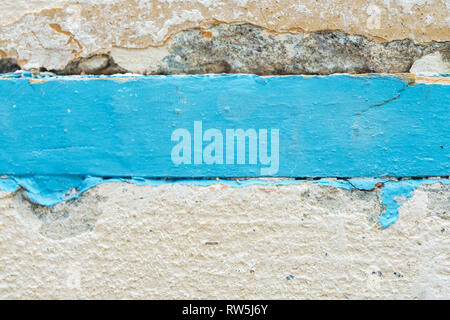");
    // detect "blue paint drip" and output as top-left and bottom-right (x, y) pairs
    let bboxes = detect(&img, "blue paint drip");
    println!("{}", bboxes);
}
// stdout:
(317, 178), (450, 228)
(377, 179), (450, 228)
